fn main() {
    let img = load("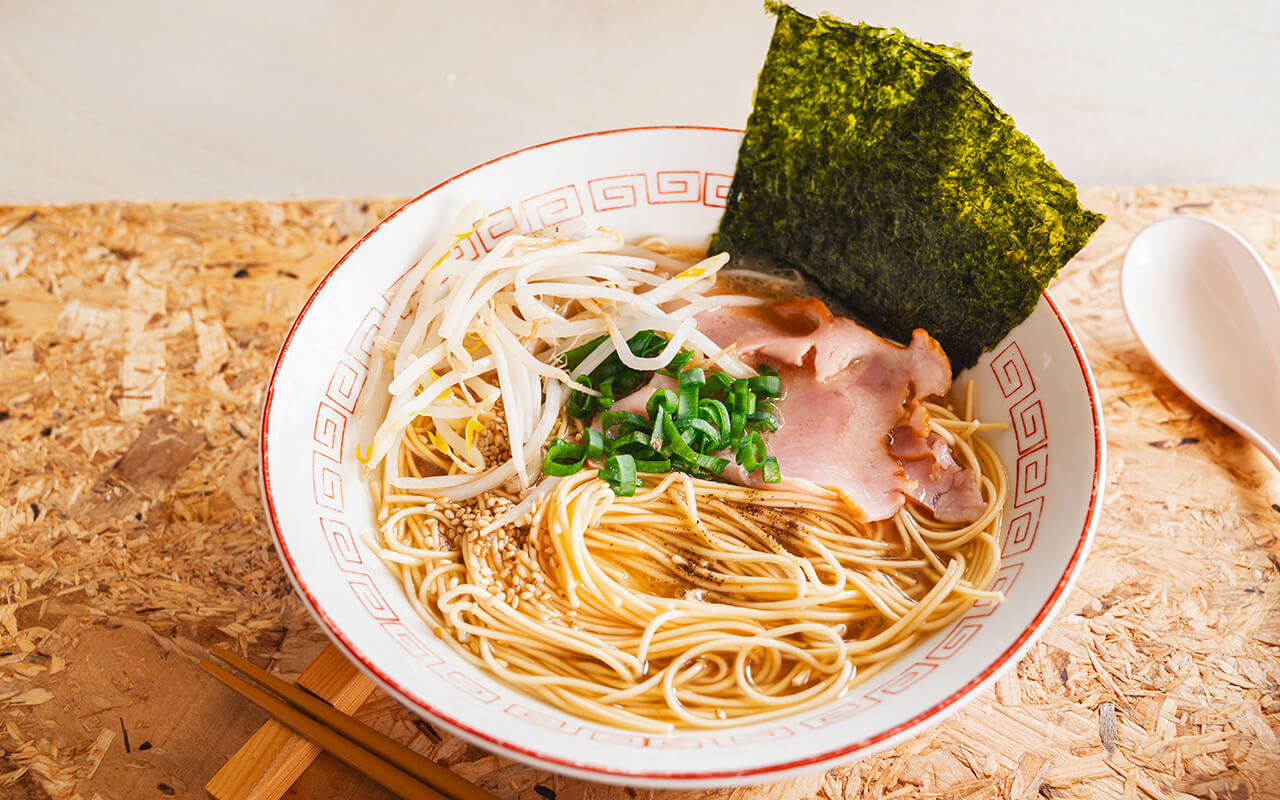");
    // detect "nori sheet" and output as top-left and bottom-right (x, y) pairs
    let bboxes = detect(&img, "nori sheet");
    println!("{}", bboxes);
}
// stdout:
(713, 3), (1105, 371)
